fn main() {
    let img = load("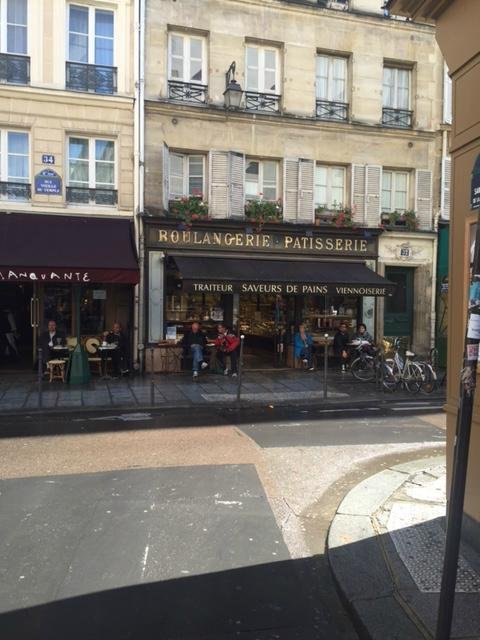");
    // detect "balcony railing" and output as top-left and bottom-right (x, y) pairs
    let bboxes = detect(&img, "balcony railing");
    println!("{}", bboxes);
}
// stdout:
(168, 80), (207, 104)
(316, 99), (349, 122)
(0, 53), (30, 85)
(66, 187), (117, 206)
(245, 91), (281, 113)
(0, 181), (31, 200)
(66, 62), (117, 95)
(382, 107), (413, 129)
